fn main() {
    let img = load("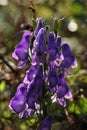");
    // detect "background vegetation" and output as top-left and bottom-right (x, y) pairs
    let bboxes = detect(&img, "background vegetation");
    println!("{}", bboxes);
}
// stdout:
(0, 0), (87, 130)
